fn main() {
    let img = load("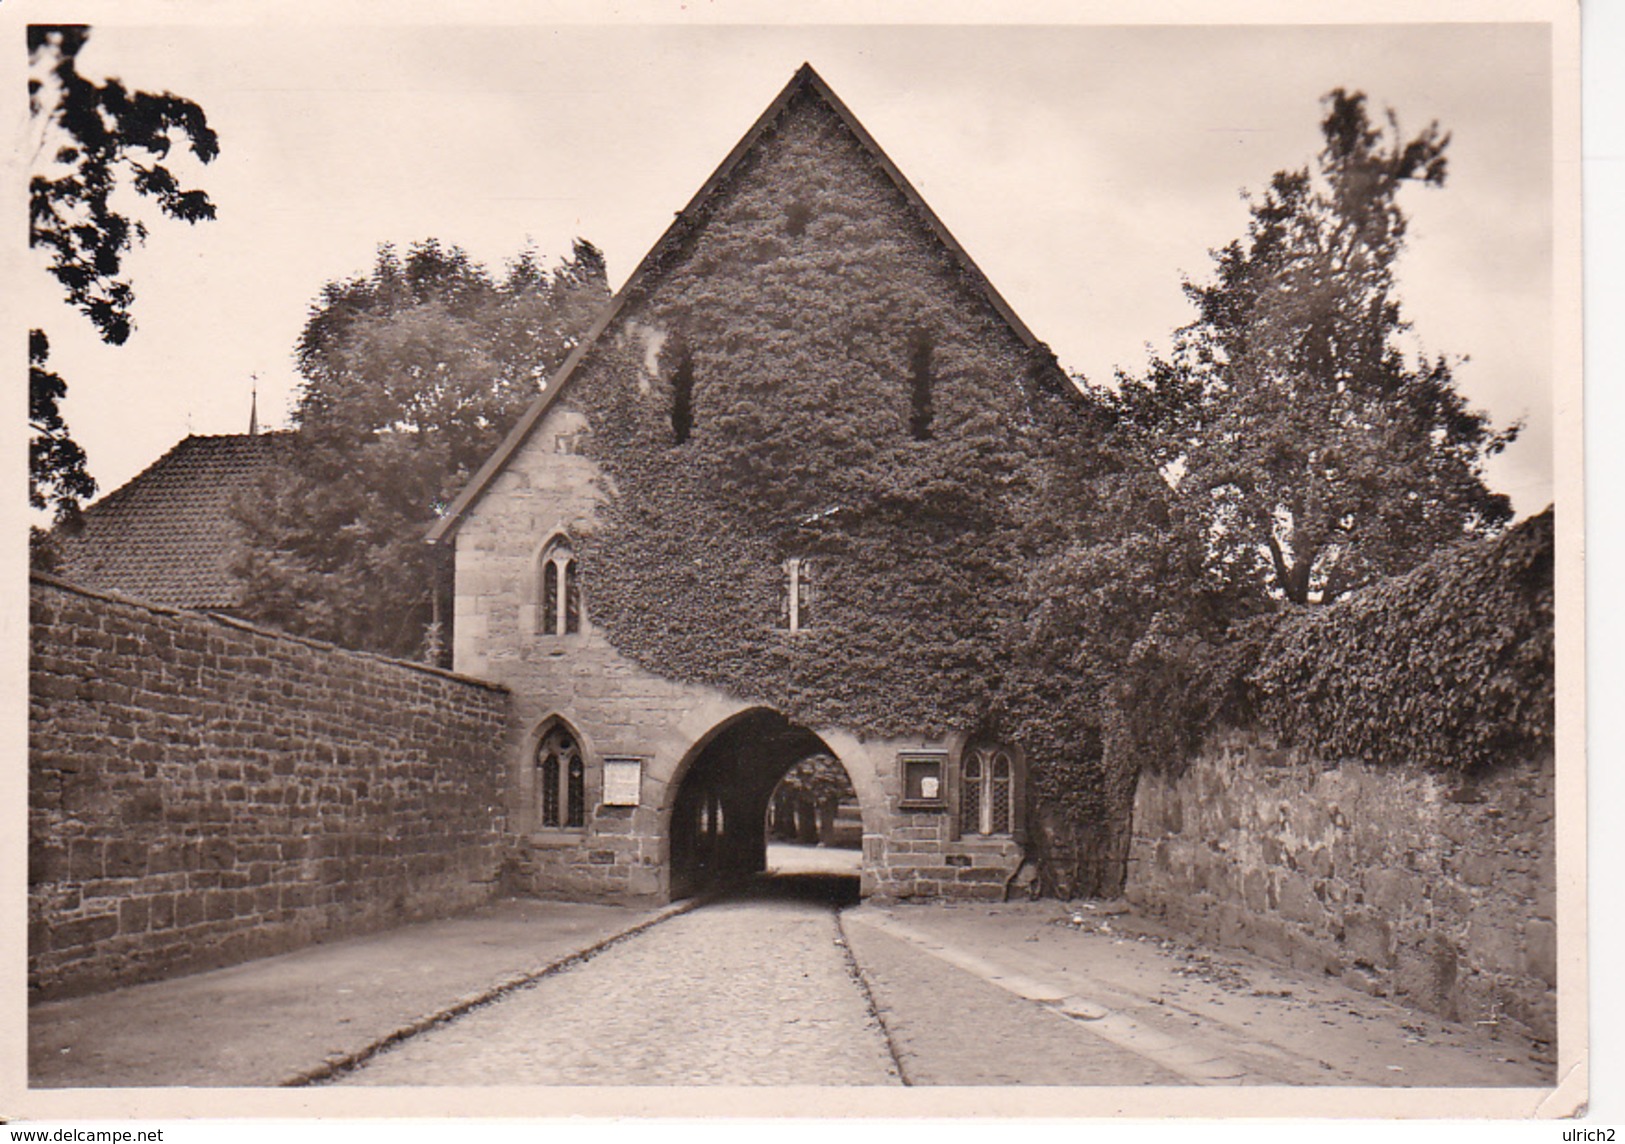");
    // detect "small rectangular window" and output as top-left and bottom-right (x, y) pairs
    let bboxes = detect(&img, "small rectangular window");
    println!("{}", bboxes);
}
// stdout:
(796, 558), (815, 628)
